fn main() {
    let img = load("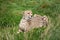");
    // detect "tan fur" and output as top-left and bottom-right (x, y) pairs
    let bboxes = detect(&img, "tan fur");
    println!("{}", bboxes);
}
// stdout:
(30, 14), (48, 31)
(17, 11), (48, 33)
(17, 10), (32, 33)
